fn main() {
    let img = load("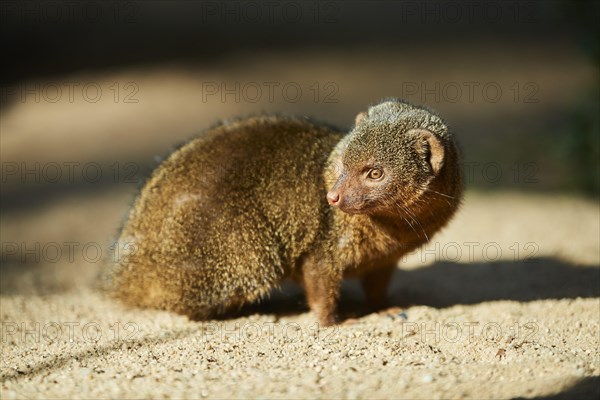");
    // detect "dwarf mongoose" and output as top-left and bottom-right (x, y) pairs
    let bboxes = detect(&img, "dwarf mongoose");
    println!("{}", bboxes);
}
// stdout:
(109, 99), (462, 325)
